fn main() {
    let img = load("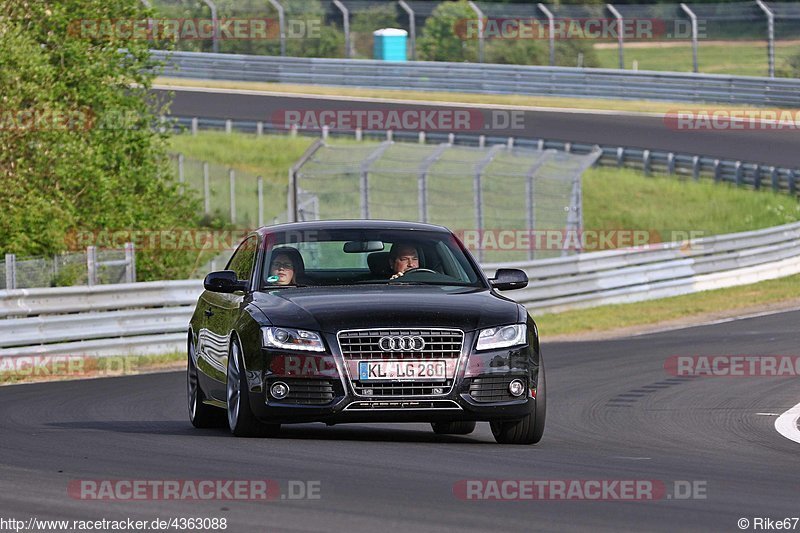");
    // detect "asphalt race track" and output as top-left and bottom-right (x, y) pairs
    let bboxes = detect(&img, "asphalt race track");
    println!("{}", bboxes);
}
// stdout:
(1, 309), (798, 532)
(156, 87), (800, 168)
